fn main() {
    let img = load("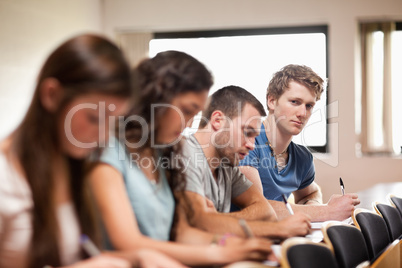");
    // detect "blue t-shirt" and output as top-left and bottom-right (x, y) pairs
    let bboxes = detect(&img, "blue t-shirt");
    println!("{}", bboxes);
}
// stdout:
(100, 136), (175, 243)
(239, 123), (315, 201)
